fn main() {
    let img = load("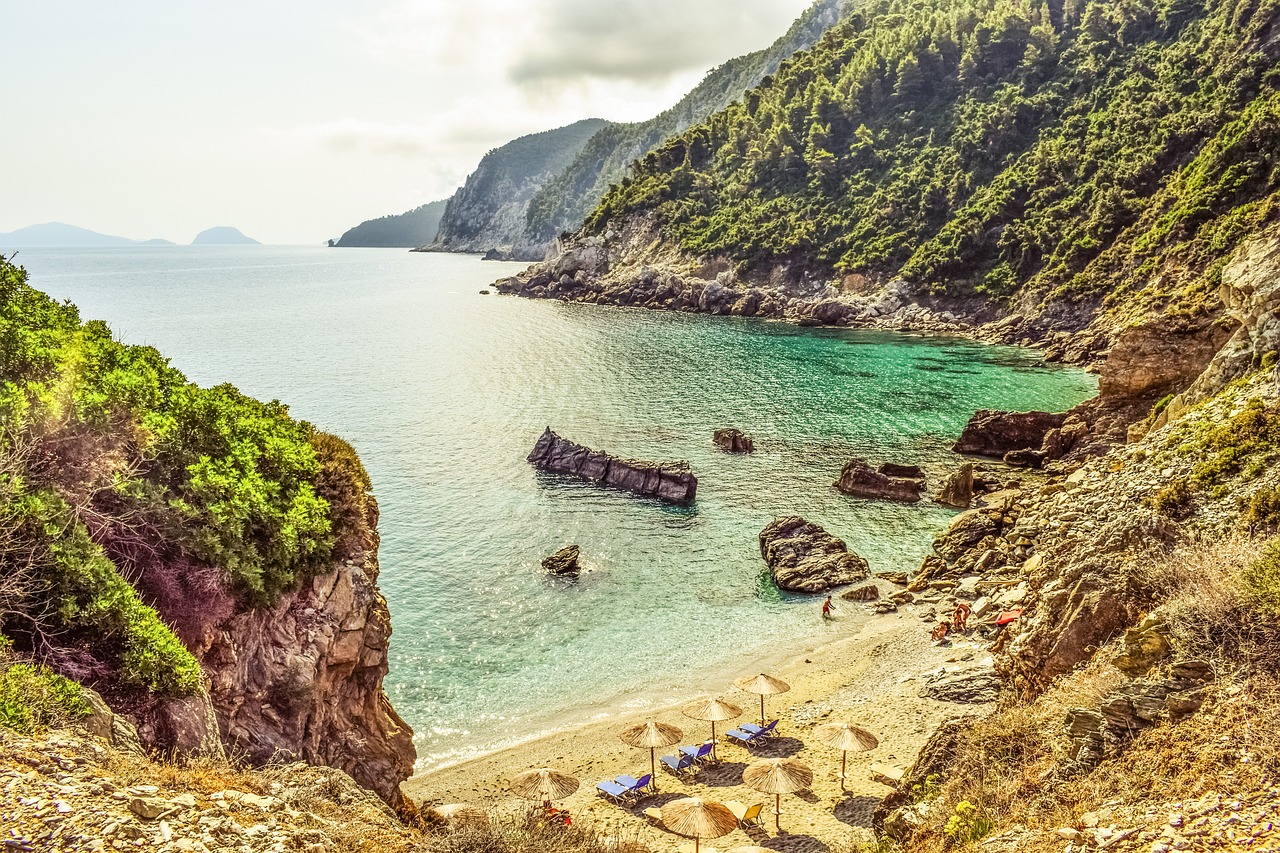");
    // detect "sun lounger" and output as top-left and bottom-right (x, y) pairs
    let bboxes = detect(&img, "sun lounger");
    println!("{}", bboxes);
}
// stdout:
(725, 719), (778, 745)
(869, 764), (905, 785)
(677, 742), (715, 763)
(595, 772), (653, 803)
(660, 749), (699, 775)
(724, 800), (765, 828)
(738, 719), (777, 735)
